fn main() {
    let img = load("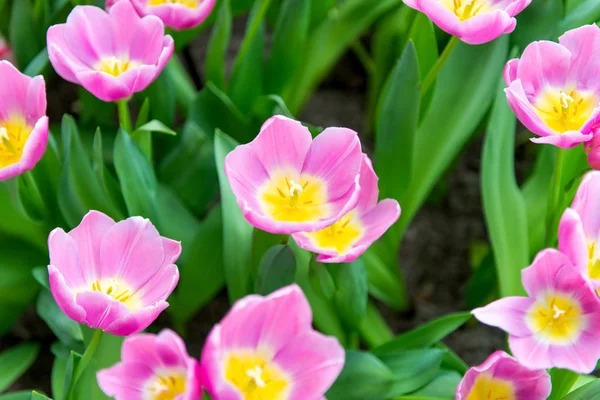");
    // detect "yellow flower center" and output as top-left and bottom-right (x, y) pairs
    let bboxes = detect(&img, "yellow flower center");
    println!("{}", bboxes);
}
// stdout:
(526, 293), (584, 344)
(0, 117), (32, 169)
(441, 0), (493, 21)
(96, 56), (138, 77)
(303, 211), (364, 255)
(587, 242), (600, 280)
(224, 352), (289, 400)
(88, 278), (141, 310)
(146, 371), (187, 400)
(534, 89), (598, 133)
(259, 170), (329, 223)
(148, 0), (198, 7)
(466, 373), (515, 400)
